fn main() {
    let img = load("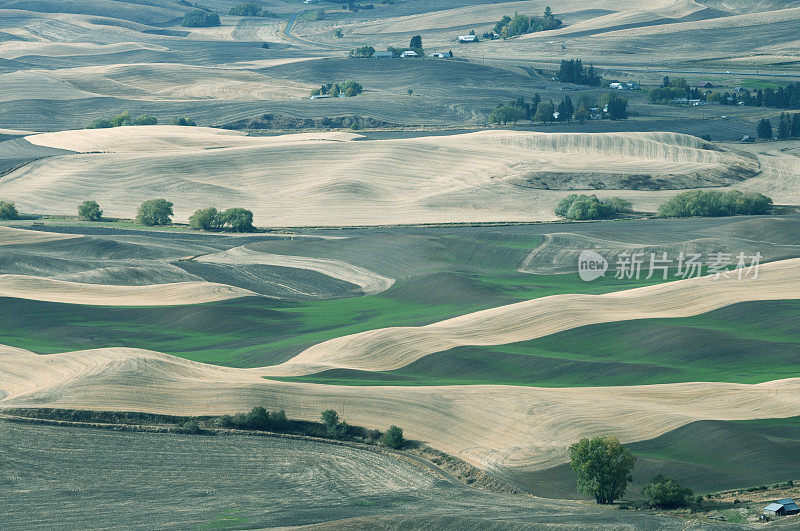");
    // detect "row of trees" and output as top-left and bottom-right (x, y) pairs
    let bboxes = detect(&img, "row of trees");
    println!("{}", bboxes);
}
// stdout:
(490, 92), (627, 124)
(555, 194), (633, 220)
(570, 436), (695, 508)
(490, 7), (562, 39)
(85, 112), (196, 129)
(647, 77), (703, 104)
(215, 407), (404, 448)
(720, 82), (800, 109)
(554, 190), (773, 220)
(311, 80), (364, 98)
(756, 113), (800, 140)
